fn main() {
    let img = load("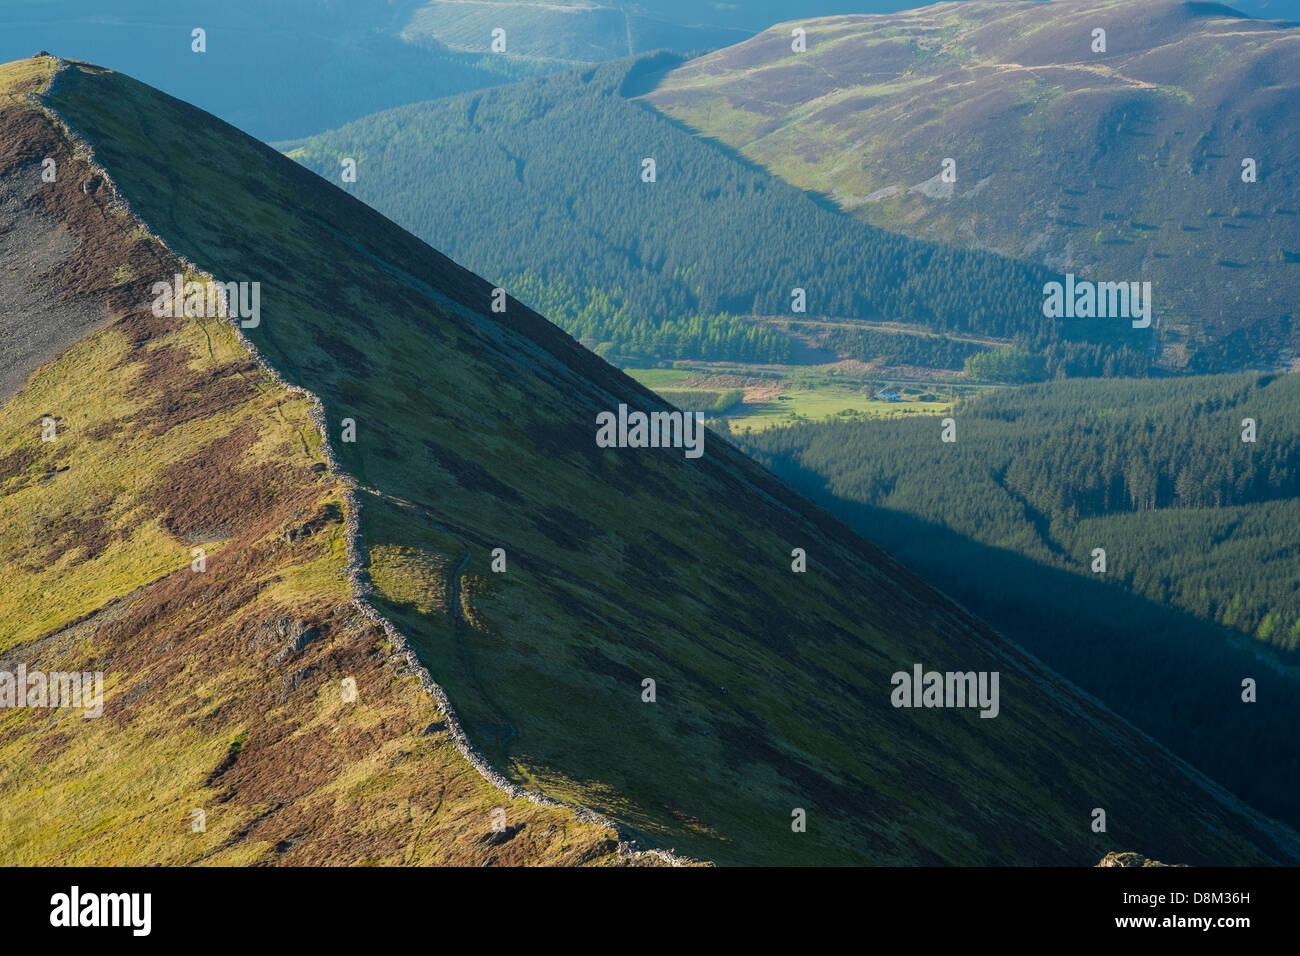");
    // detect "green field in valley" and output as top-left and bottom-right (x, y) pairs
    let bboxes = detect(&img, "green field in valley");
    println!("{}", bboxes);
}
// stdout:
(626, 364), (962, 432)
